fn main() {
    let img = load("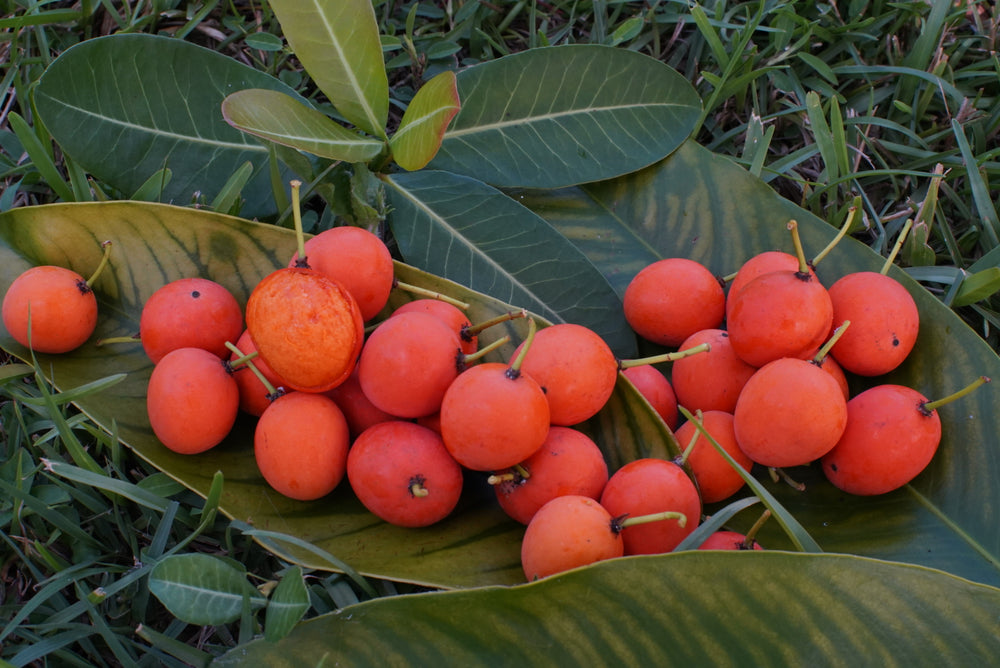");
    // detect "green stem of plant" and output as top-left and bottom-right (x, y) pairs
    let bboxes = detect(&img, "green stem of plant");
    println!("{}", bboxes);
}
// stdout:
(95, 333), (141, 346)
(461, 335), (510, 365)
(487, 463), (530, 485)
(881, 218), (914, 275)
(769, 467), (806, 491)
(508, 317), (537, 380)
(225, 341), (281, 399)
(291, 179), (307, 268)
(676, 409), (703, 467)
(393, 280), (471, 309)
(615, 510), (687, 532)
(922, 376), (991, 413)
(813, 320), (850, 363)
(85, 240), (113, 288)
(466, 308), (529, 337)
(811, 200), (859, 267)
(744, 509), (772, 545)
(787, 219), (811, 274)
(619, 342), (711, 369)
